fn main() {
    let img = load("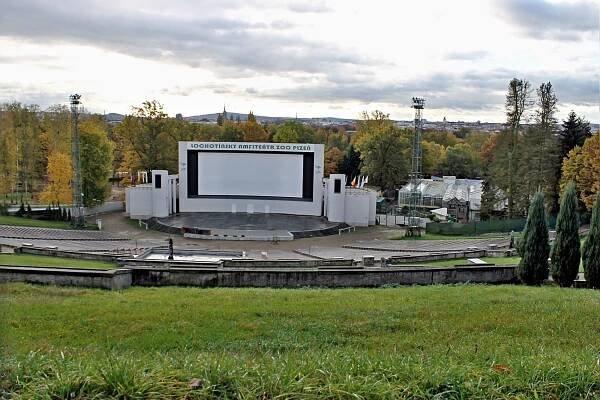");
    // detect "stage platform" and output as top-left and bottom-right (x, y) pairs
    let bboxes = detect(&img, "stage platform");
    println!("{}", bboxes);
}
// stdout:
(151, 212), (346, 240)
